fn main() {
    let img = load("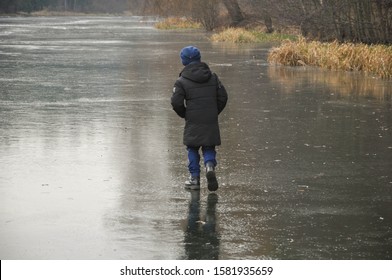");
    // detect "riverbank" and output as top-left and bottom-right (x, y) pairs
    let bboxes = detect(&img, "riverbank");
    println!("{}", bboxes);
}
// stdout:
(268, 38), (392, 79)
(211, 26), (392, 79)
(155, 17), (391, 79)
(154, 17), (295, 43)
(2, 13), (390, 79)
